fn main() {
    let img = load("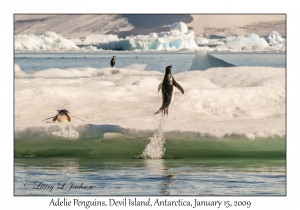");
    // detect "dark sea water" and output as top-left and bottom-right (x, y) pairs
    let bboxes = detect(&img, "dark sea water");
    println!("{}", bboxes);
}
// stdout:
(14, 52), (286, 74)
(14, 157), (285, 196)
(14, 135), (286, 196)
